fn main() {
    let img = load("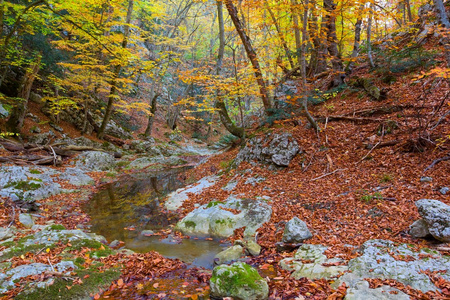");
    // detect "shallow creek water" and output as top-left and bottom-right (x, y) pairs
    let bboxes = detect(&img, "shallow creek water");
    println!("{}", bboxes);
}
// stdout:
(86, 167), (227, 269)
